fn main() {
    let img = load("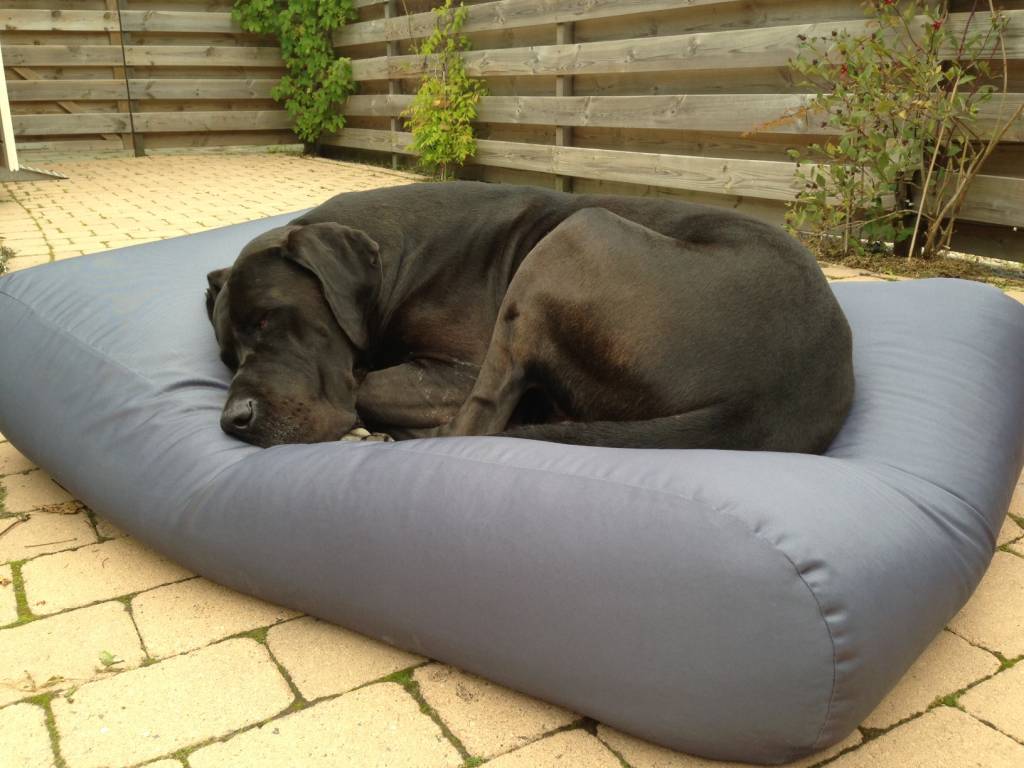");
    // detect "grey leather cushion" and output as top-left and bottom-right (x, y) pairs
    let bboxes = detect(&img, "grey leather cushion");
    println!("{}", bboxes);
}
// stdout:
(1, 213), (1022, 765)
